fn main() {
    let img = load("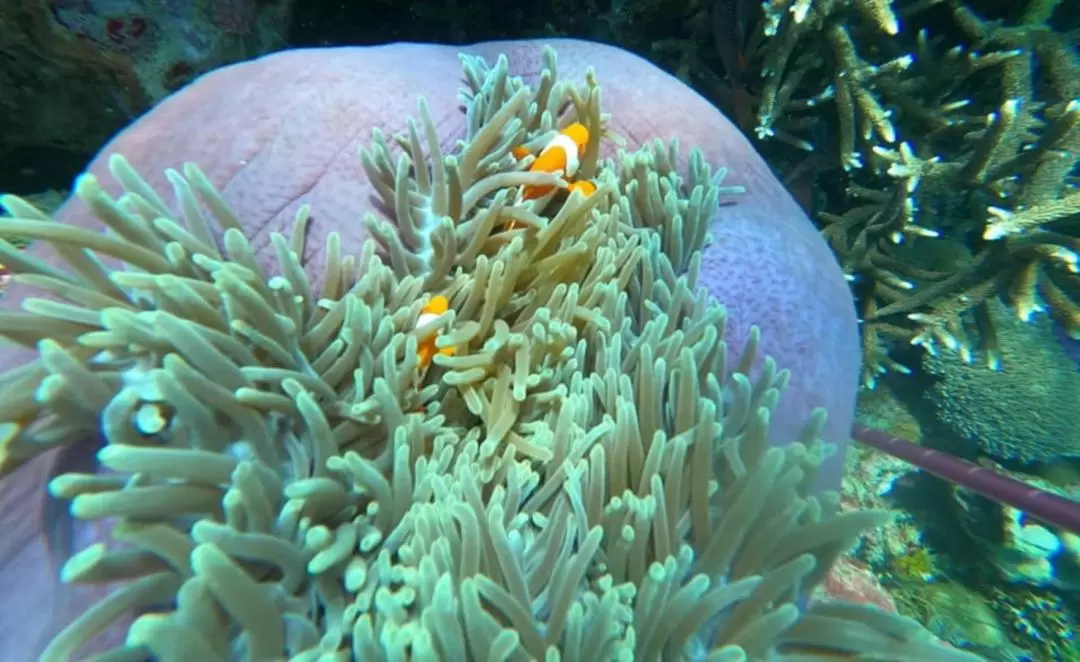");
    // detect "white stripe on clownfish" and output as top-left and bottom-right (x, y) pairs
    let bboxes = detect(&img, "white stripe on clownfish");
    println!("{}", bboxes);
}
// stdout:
(540, 132), (582, 179)
(514, 122), (592, 202)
